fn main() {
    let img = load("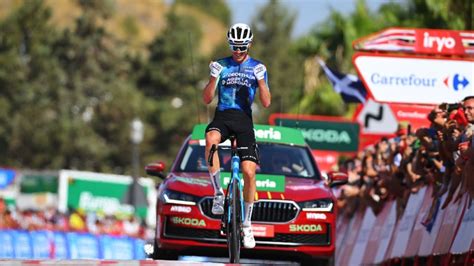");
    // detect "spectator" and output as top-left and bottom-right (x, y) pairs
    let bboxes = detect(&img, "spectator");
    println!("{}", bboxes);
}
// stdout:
(69, 208), (87, 232)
